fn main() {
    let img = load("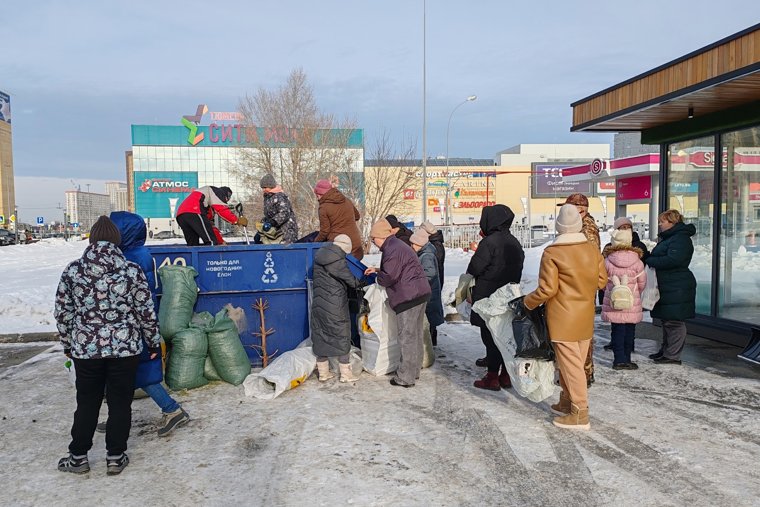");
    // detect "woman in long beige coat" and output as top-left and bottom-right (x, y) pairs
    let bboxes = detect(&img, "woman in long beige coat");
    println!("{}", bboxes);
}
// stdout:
(524, 204), (607, 430)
